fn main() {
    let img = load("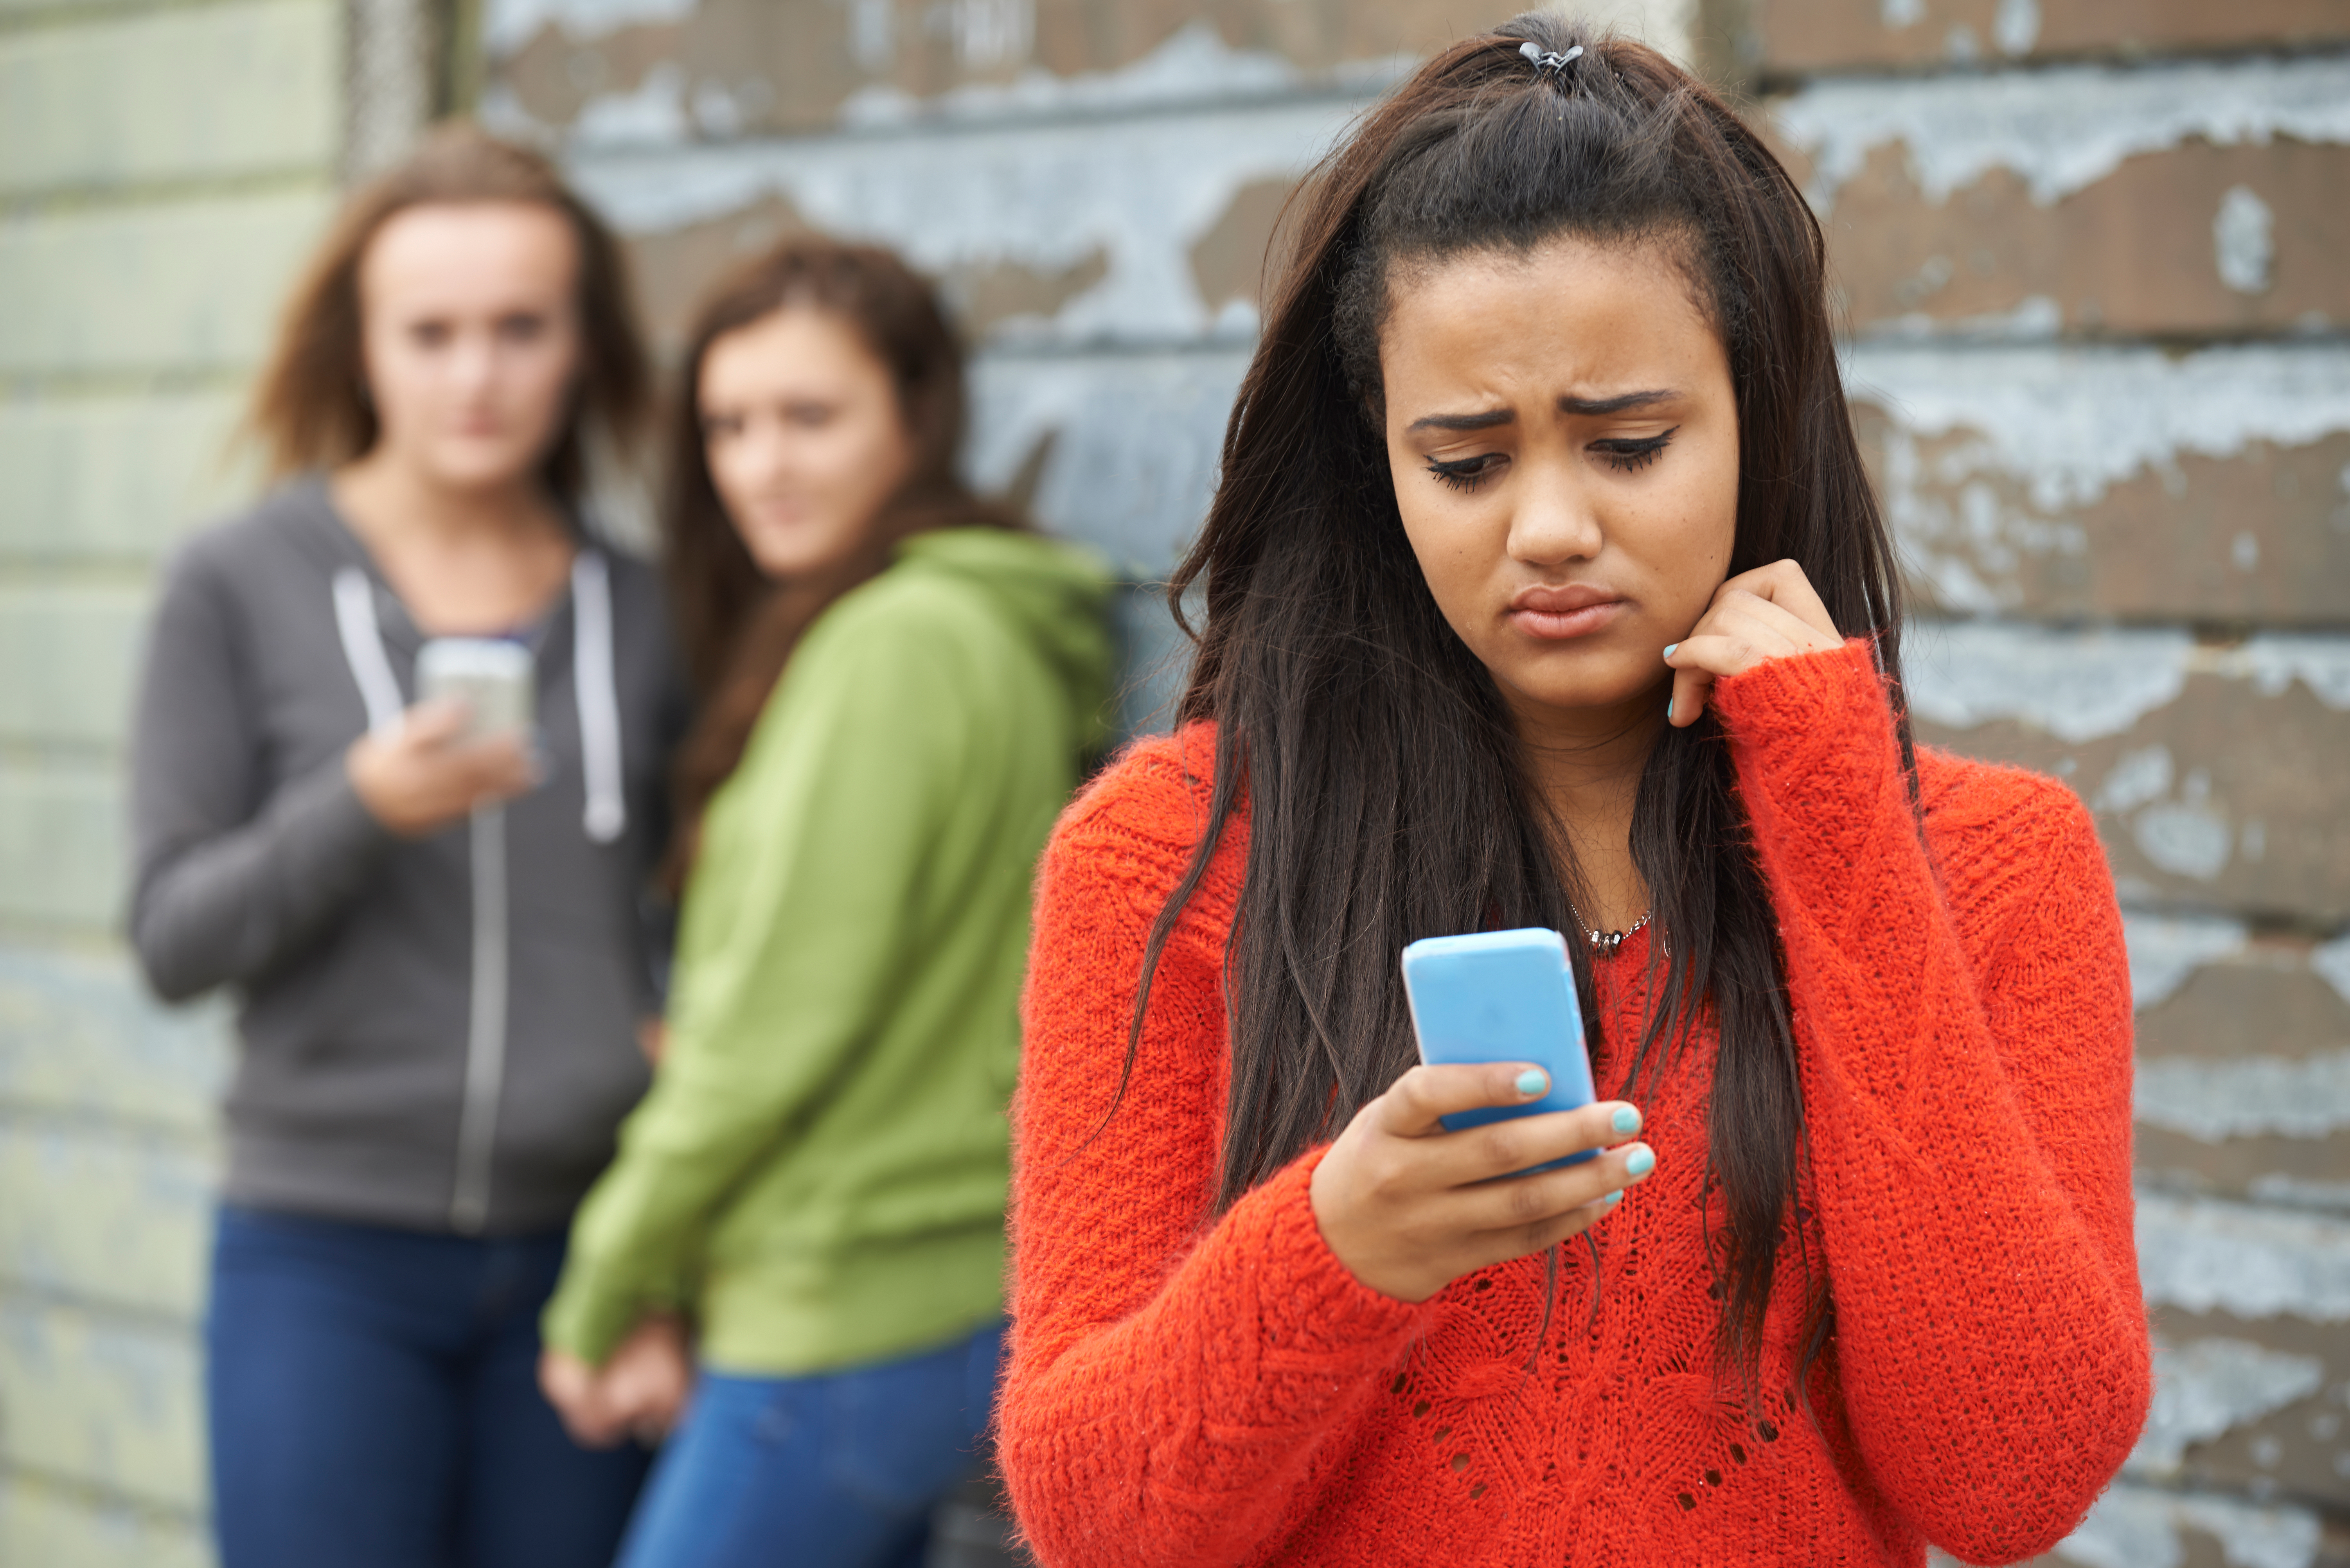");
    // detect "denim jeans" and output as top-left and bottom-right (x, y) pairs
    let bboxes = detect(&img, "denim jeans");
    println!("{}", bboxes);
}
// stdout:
(207, 1205), (651, 1568)
(613, 1320), (1006, 1568)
